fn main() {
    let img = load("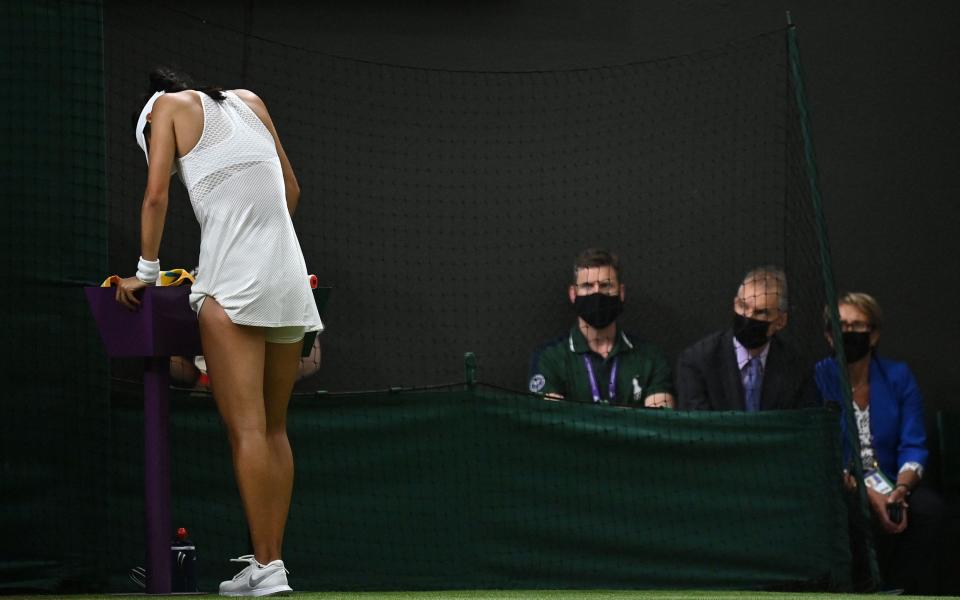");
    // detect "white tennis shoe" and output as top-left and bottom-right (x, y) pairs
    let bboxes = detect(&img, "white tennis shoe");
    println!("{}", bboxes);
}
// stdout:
(219, 555), (292, 597)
